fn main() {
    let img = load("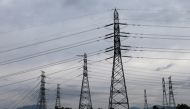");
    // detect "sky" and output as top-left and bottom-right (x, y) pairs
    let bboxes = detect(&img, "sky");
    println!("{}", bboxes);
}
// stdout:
(0, 0), (190, 109)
